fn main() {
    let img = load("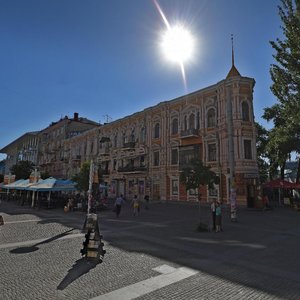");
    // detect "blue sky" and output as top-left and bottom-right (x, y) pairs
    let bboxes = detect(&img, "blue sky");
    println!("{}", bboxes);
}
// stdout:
(0, 0), (282, 160)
